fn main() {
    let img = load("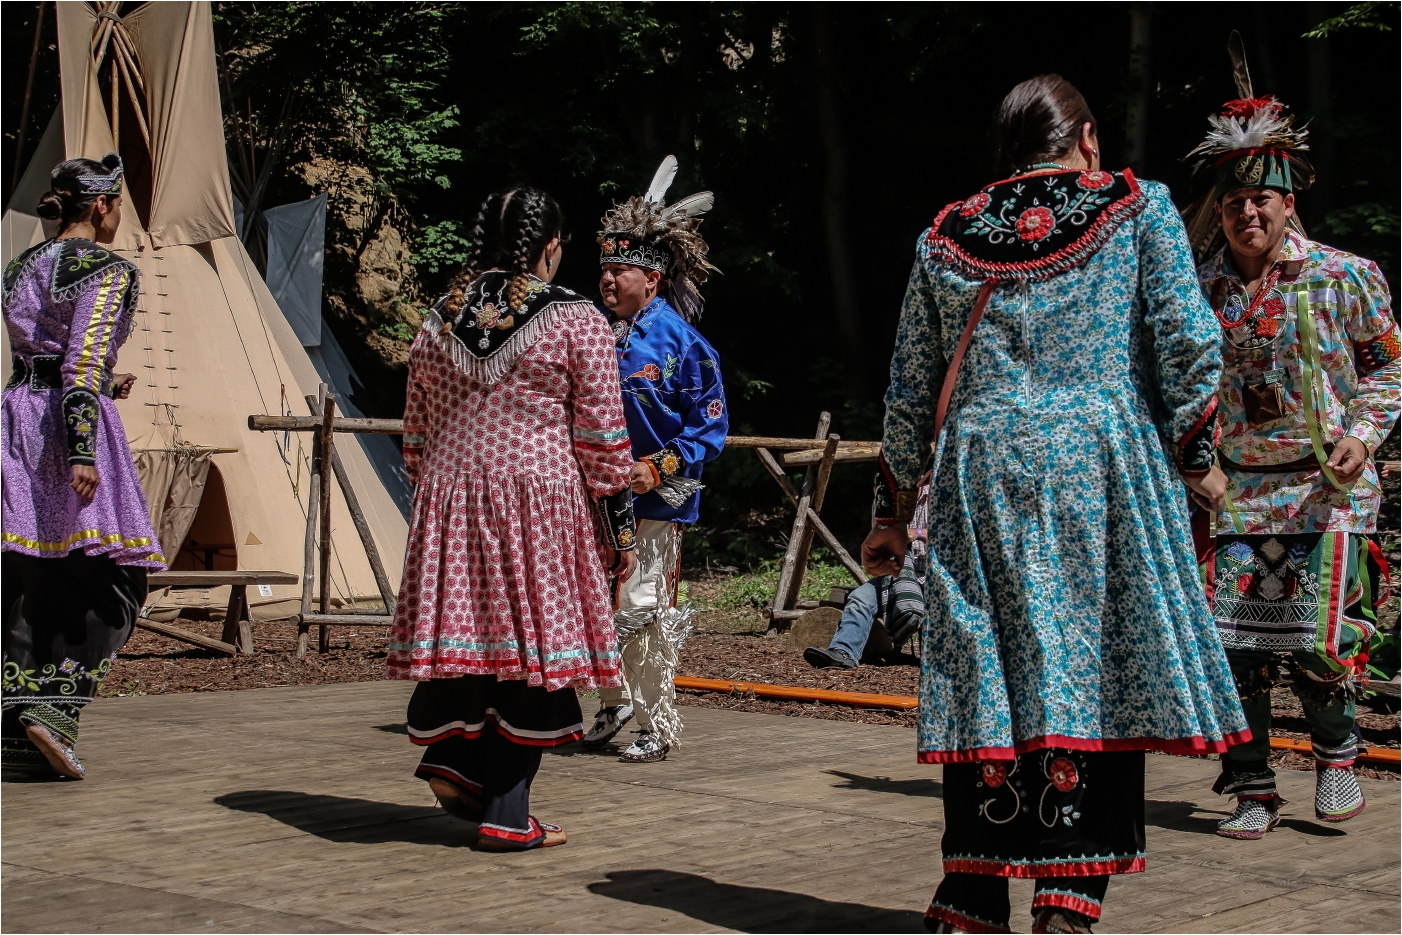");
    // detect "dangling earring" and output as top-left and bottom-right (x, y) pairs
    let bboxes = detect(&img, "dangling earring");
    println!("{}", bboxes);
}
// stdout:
(545, 256), (552, 273)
